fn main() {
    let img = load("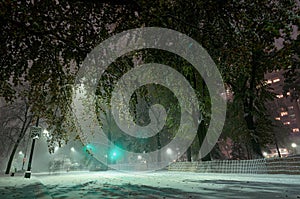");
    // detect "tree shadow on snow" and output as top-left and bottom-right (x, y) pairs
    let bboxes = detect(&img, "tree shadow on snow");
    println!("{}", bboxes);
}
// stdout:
(45, 180), (300, 199)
